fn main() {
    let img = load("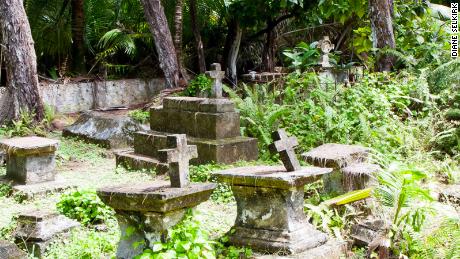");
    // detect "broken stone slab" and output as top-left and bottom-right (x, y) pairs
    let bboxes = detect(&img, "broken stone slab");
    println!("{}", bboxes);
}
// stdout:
(350, 219), (388, 246)
(214, 165), (333, 254)
(302, 144), (371, 194)
(97, 181), (216, 259)
(11, 179), (76, 201)
(115, 150), (169, 174)
(63, 111), (148, 149)
(341, 163), (381, 192)
(0, 137), (59, 185)
(0, 240), (27, 259)
(439, 184), (460, 206)
(14, 210), (80, 258)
